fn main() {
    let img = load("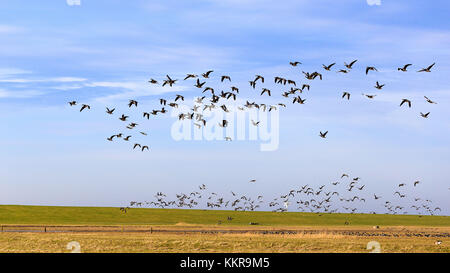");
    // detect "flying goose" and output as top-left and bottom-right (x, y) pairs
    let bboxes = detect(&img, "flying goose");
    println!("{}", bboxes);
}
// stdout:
(254, 75), (264, 83)
(424, 96), (437, 104)
(374, 81), (385, 90)
(251, 120), (260, 126)
(106, 107), (115, 114)
(128, 100), (138, 107)
(261, 88), (271, 96)
(175, 94), (184, 102)
(119, 114), (129, 121)
(398, 64), (412, 72)
(218, 120), (228, 127)
(362, 93), (376, 99)
(319, 131), (328, 138)
(195, 78), (206, 88)
(365, 66), (378, 75)
(184, 74), (197, 80)
(221, 75), (231, 82)
(400, 99), (412, 108)
(342, 92), (350, 100)
(133, 143), (141, 149)
(162, 75), (177, 87)
(420, 112), (430, 118)
(322, 63), (336, 71)
(293, 96), (306, 104)
(80, 104), (90, 112)
(344, 59), (357, 69)
(202, 70), (213, 78)
(290, 61), (302, 66)
(417, 63), (435, 72)
(68, 101), (77, 106)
